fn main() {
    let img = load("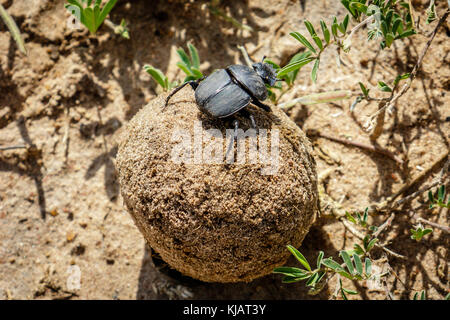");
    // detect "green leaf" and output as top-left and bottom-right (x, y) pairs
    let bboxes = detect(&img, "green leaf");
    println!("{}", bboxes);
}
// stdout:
(365, 258), (372, 276)
(351, 3), (368, 15)
(338, 270), (354, 280)
(177, 48), (192, 68)
(394, 73), (411, 86)
(395, 29), (416, 40)
(277, 57), (315, 77)
(176, 61), (193, 77)
(287, 245), (311, 271)
(282, 275), (303, 283)
(273, 266), (308, 276)
(421, 291), (426, 300)
(331, 25), (338, 38)
(190, 66), (203, 79)
(353, 254), (363, 276)
(342, 14), (349, 33)
(342, 288), (358, 295)
(353, 244), (364, 255)
(346, 211), (357, 224)
(385, 32), (394, 48)
(438, 185), (445, 202)
(285, 51), (312, 85)
(363, 207), (368, 224)
(312, 35), (323, 51)
(378, 81), (392, 92)
(428, 190), (434, 203)
(304, 20), (317, 37)
(339, 251), (354, 275)
(366, 238), (378, 252)
(320, 20), (331, 44)
(311, 58), (320, 83)
(359, 82), (369, 97)
(322, 258), (343, 271)
(306, 272), (319, 286)
(187, 43), (200, 69)
(316, 251), (324, 269)
(144, 65), (168, 90)
(183, 75), (198, 83)
(98, 0), (118, 29)
(392, 18), (402, 35)
(290, 32), (316, 54)
(83, 7), (96, 34)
